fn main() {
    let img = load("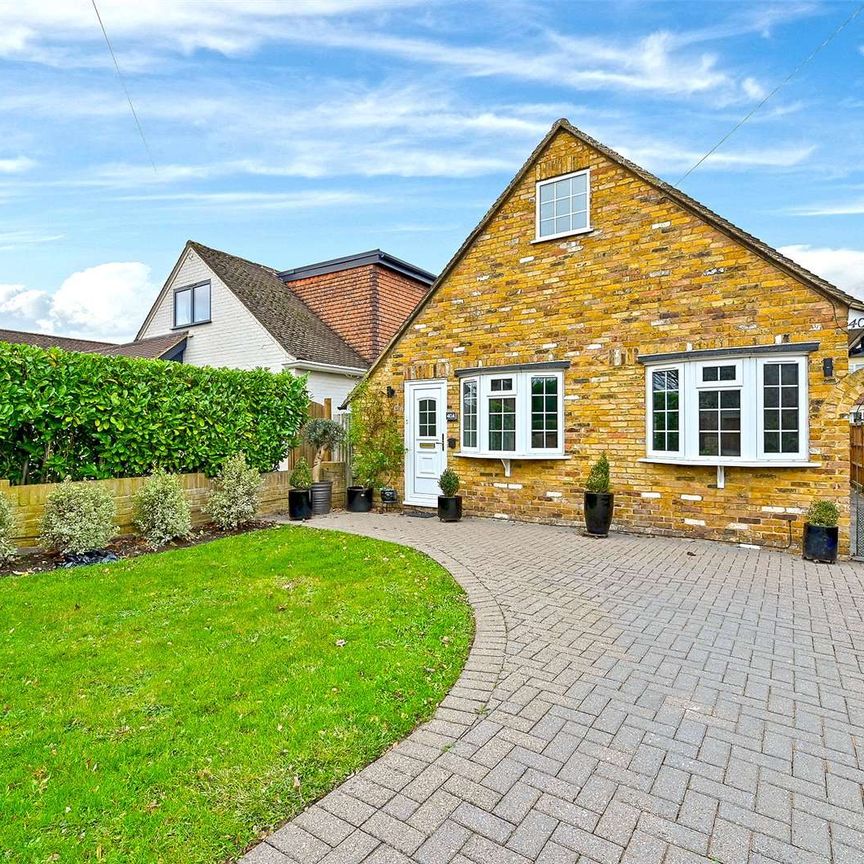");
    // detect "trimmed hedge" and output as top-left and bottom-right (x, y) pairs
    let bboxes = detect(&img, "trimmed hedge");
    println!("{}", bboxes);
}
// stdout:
(0, 342), (309, 484)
